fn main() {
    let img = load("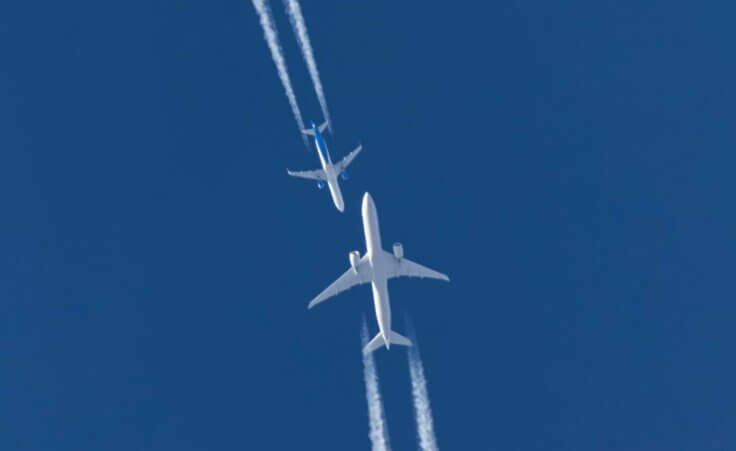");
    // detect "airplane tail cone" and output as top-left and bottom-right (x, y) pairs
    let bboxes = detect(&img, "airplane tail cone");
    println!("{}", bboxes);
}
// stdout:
(363, 330), (413, 355)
